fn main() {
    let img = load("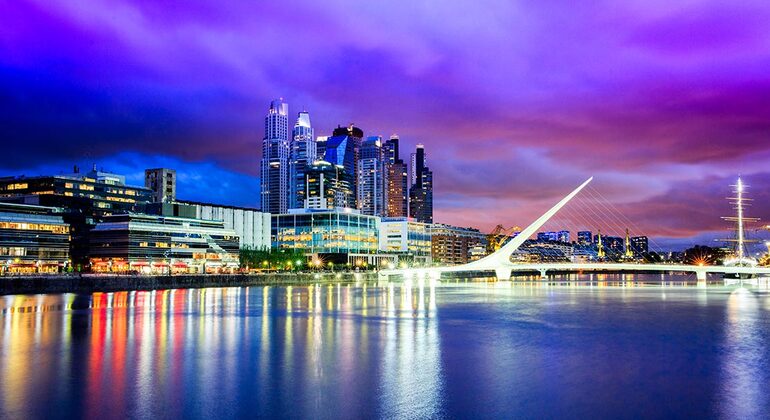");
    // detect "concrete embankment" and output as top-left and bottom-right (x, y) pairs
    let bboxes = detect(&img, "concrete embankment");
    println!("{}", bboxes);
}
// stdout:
(0, 272), (379, 295)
